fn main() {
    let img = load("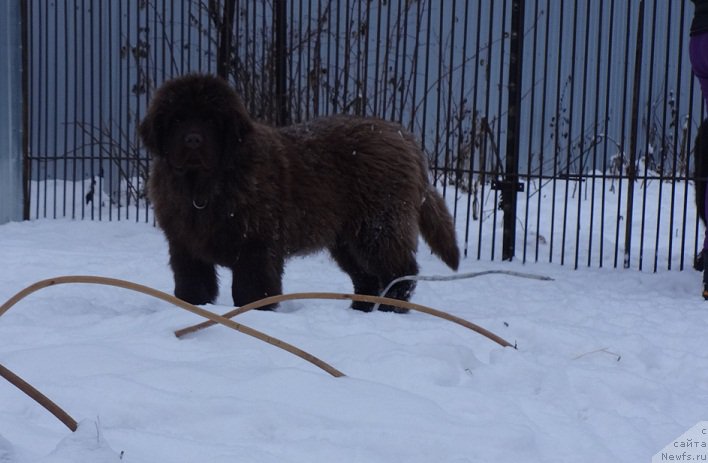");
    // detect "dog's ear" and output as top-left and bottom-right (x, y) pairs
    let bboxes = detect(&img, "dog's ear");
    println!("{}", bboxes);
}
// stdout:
(138, 109), (164, 156)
